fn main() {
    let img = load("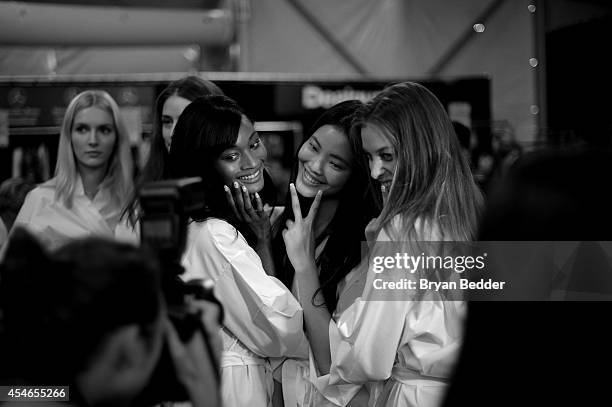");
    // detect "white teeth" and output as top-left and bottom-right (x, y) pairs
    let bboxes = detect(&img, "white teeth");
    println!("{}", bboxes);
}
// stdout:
(238, 169), (260, 181)
(304, 170), (322, 185)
